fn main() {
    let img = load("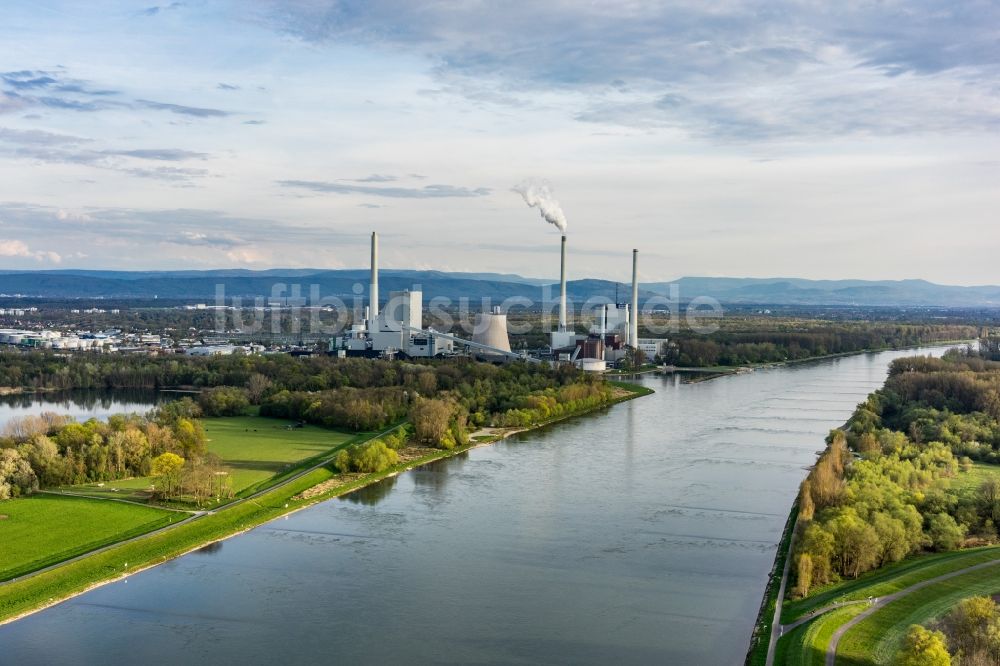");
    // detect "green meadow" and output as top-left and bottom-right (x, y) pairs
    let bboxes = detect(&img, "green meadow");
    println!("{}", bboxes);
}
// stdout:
(64, 415), (357, 502)
(0, 494), (174, 581)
